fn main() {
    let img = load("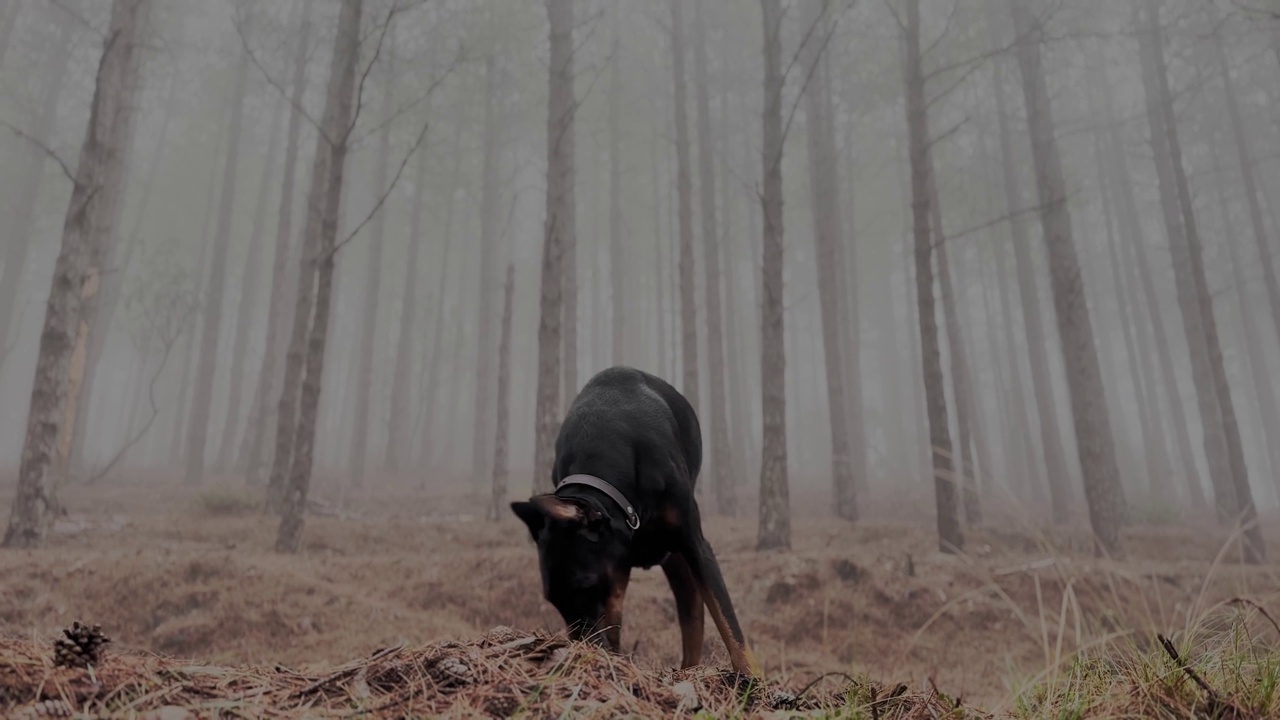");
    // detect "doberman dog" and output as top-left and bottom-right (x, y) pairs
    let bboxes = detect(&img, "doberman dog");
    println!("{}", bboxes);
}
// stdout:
(511, 366), (761, 678)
